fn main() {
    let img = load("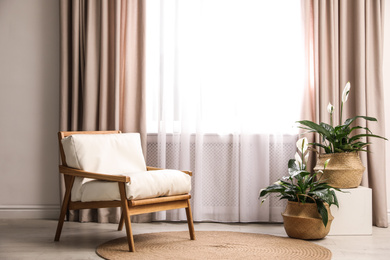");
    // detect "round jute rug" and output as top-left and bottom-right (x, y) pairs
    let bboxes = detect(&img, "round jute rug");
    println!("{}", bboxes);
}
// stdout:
(96, 231), (332, 260)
